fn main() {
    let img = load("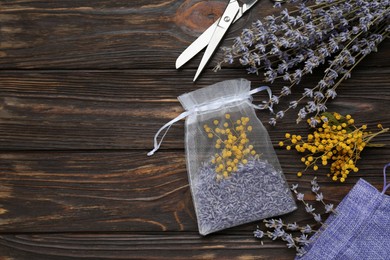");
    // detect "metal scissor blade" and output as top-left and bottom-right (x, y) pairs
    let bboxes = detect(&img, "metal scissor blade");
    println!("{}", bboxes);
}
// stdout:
(176, 0), (259, 70)
(193, 1), (240, 81)
(234, 0), (259, 22)
(175, 19), (220, 69)
(193, 27), (227, 81)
